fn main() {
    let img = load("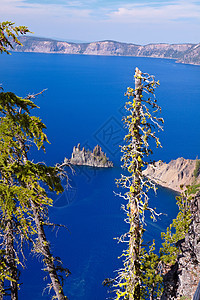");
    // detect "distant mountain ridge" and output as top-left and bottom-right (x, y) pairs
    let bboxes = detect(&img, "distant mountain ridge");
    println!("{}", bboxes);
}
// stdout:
(12, 36), (200, 65)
